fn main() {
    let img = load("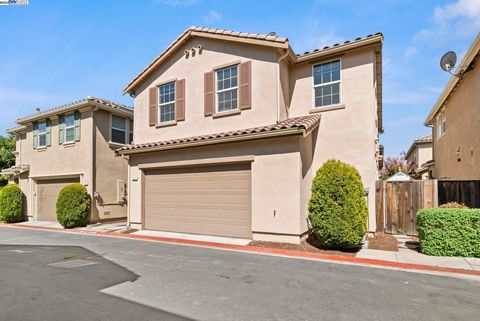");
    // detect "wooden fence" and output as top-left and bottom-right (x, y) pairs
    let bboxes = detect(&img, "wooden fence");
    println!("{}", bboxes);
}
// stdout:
(375, 180), (437, 236)
(376, 179), (480, 235)
(437, 180), (480, 208)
